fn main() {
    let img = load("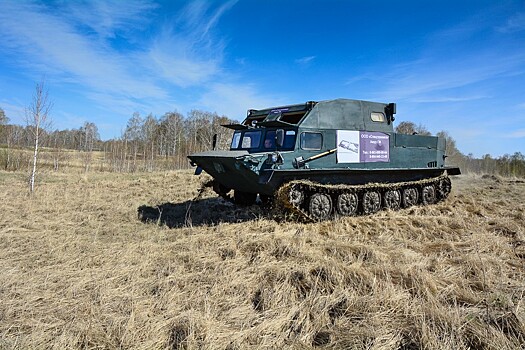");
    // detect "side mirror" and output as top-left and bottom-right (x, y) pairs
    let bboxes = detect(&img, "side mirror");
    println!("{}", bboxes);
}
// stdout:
(212, 134), (218, 150)
(276, 129), (285, 148)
